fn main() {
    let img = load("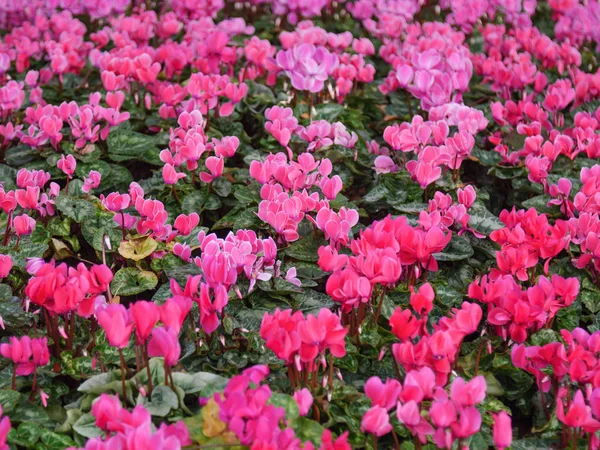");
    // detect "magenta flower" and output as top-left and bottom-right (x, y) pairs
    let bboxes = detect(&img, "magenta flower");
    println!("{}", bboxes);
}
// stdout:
(97, 304), (133, 349)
